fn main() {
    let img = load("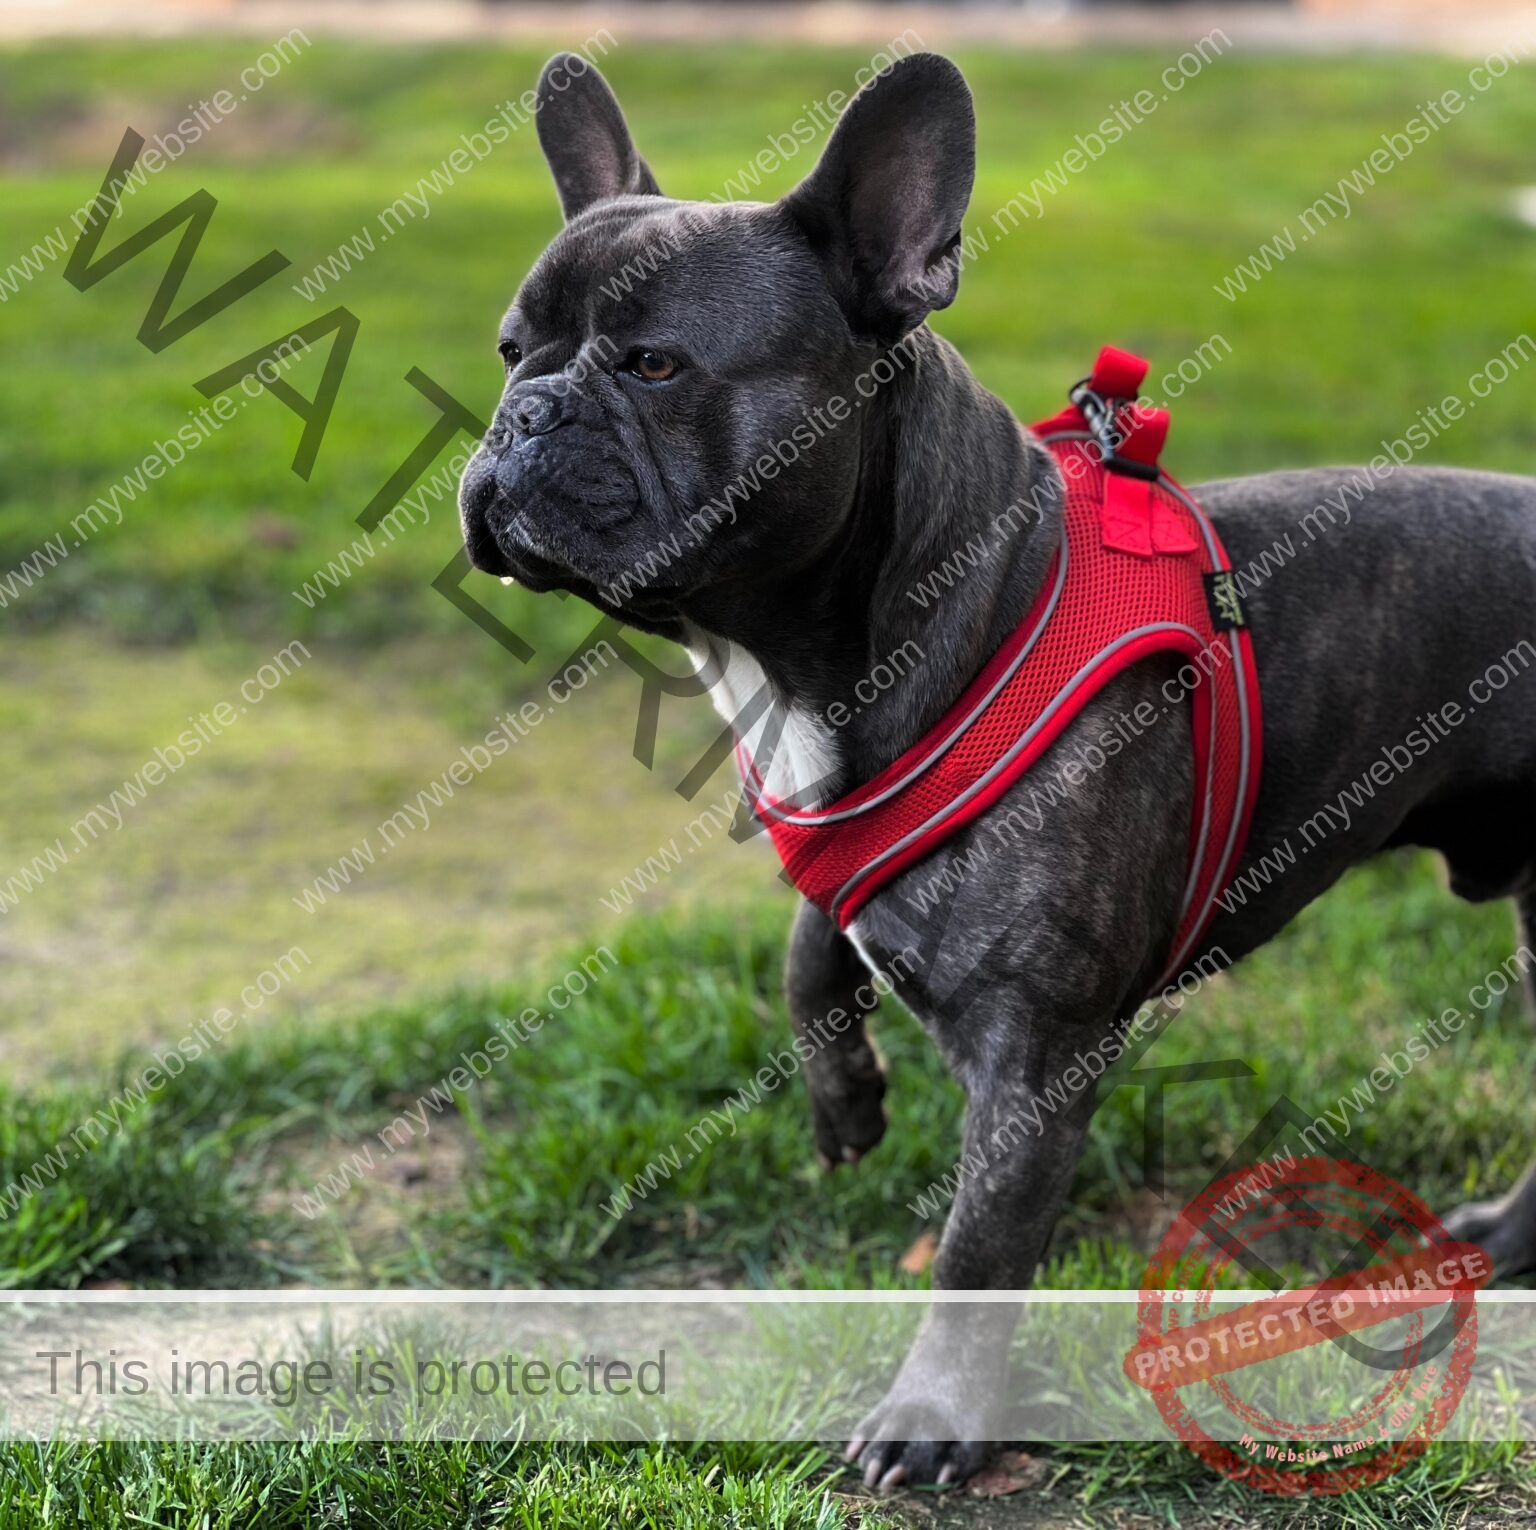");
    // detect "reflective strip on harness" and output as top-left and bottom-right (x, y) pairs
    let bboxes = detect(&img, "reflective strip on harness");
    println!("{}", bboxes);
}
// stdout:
(740, 348), (1263, 994)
